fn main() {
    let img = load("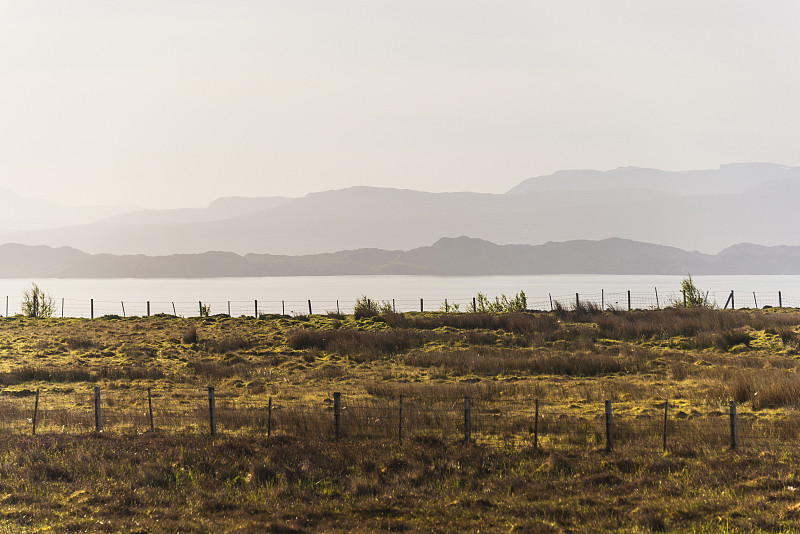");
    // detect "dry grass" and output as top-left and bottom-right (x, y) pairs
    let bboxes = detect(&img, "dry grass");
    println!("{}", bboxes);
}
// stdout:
(1, 308), (800, 530)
